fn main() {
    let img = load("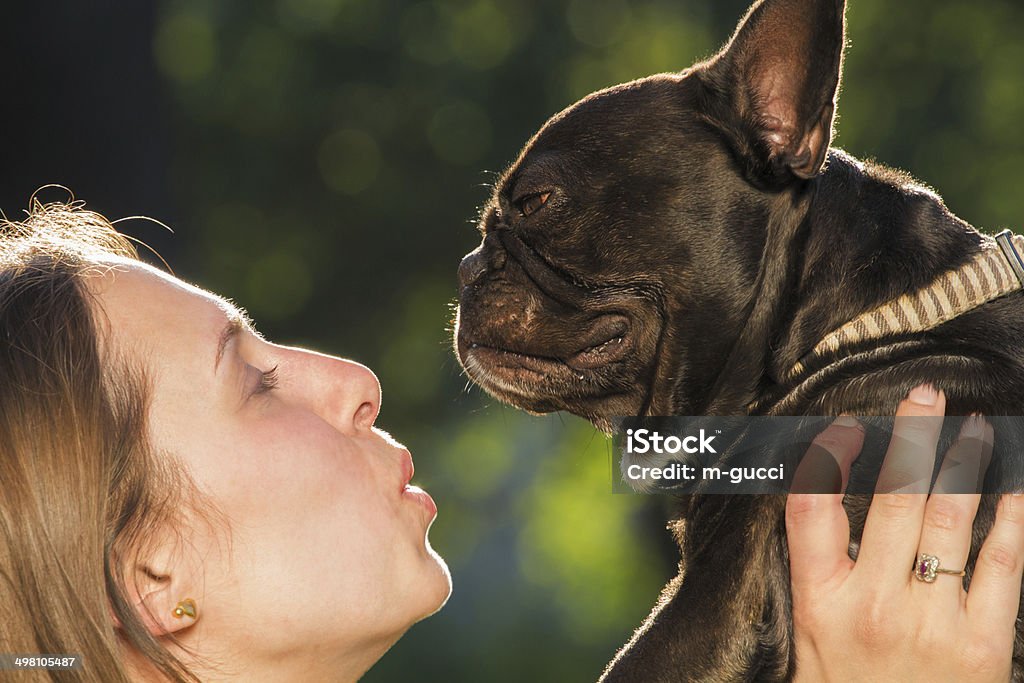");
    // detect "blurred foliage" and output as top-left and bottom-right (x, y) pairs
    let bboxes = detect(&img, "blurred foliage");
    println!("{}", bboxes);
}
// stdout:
(141, 0), (1024, 680)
